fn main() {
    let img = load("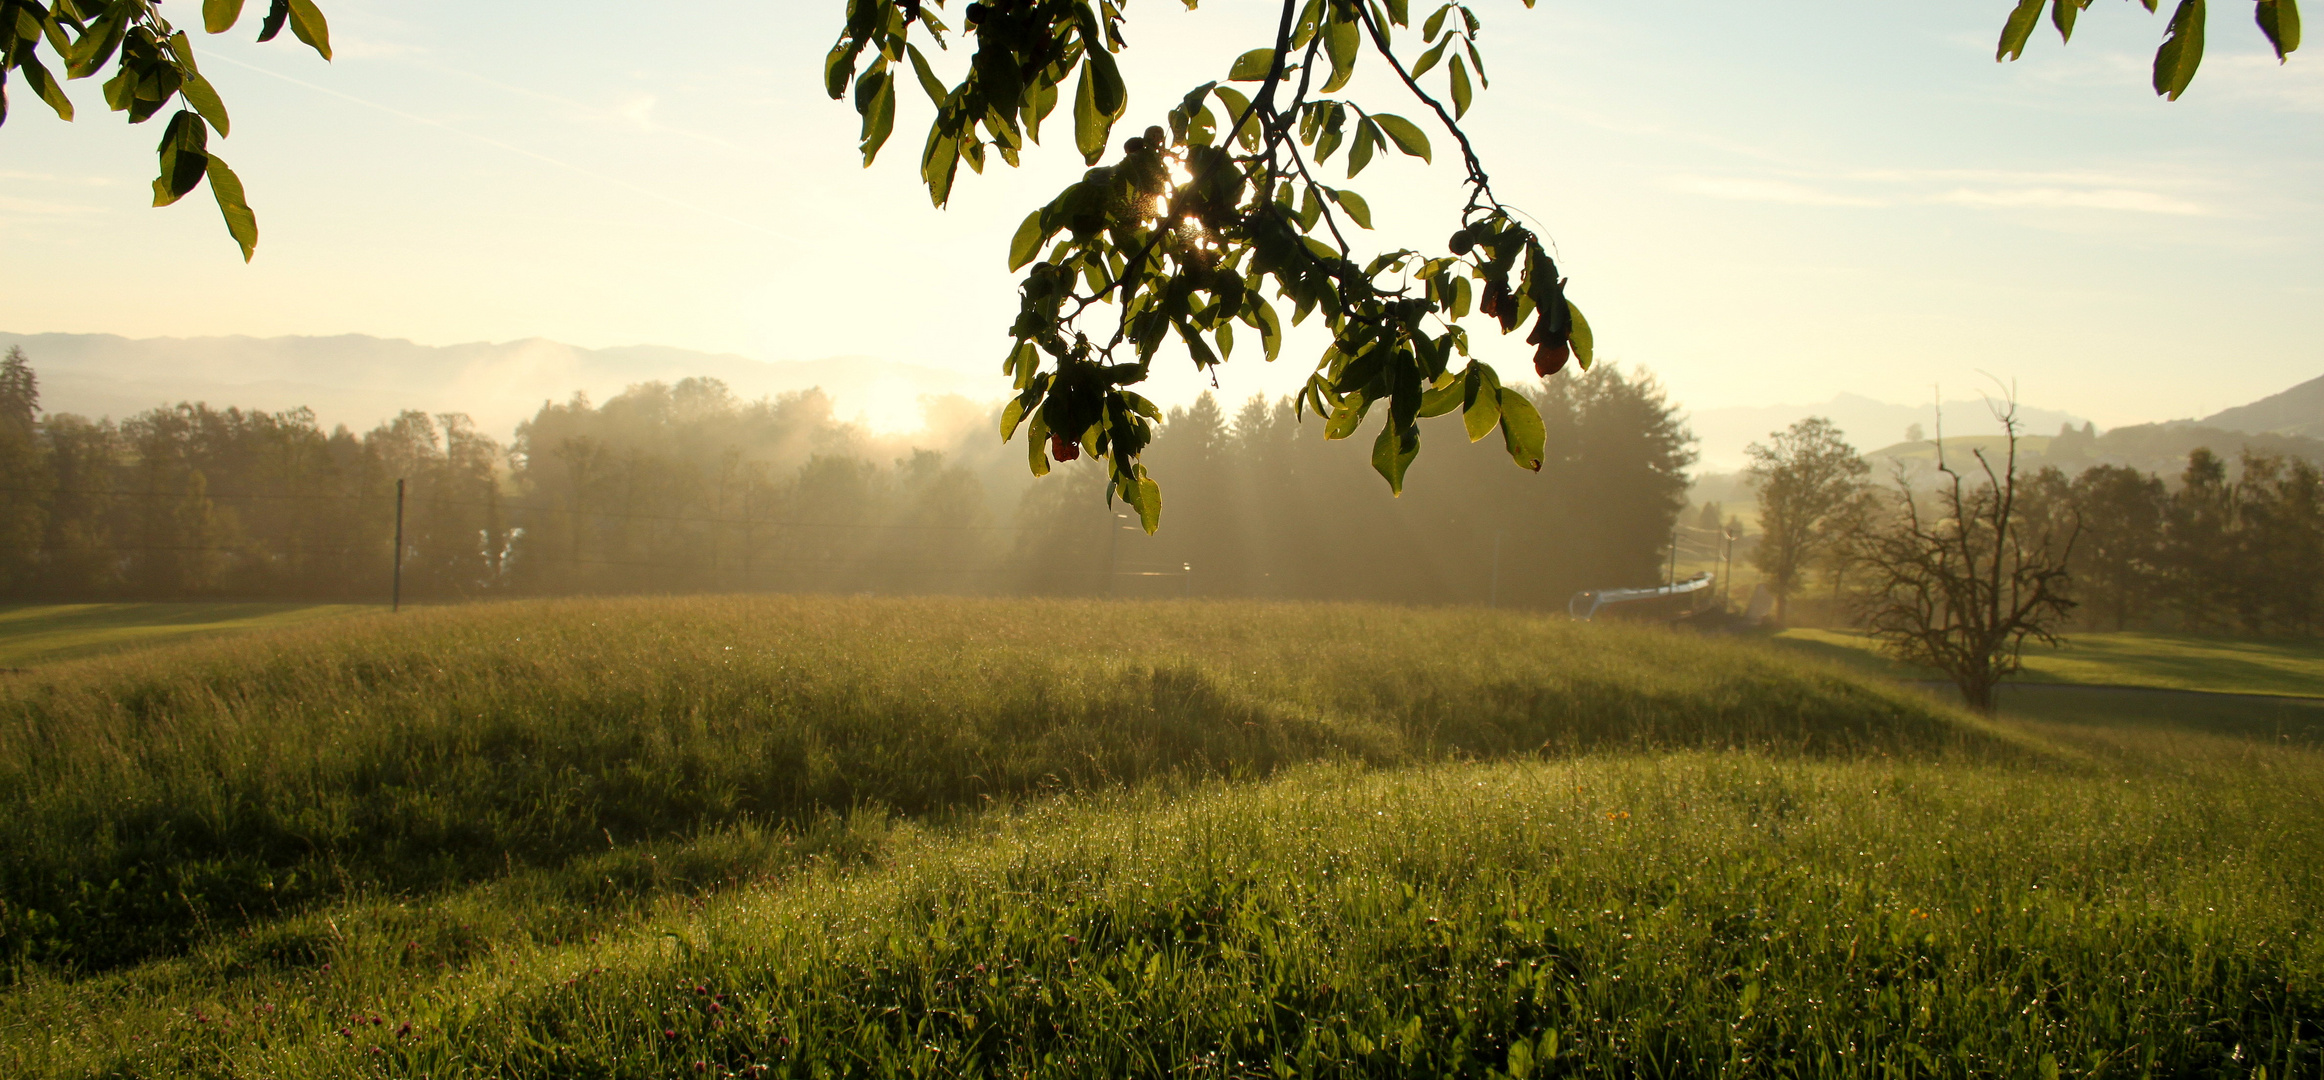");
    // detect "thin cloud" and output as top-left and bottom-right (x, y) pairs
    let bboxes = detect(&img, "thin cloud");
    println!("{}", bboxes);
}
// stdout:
(1663, 170), (2215, 216)
(1659, 175), (1888, 207)
(1931, 186), (2211, 215)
